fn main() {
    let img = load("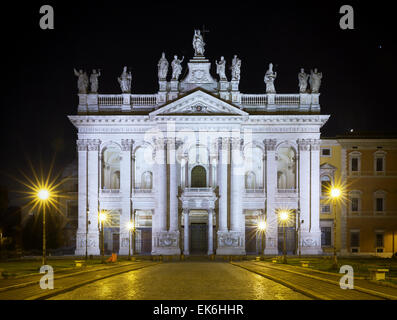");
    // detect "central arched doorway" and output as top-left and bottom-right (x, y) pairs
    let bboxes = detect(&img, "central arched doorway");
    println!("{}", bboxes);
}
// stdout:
(191, 165), (206, 187)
